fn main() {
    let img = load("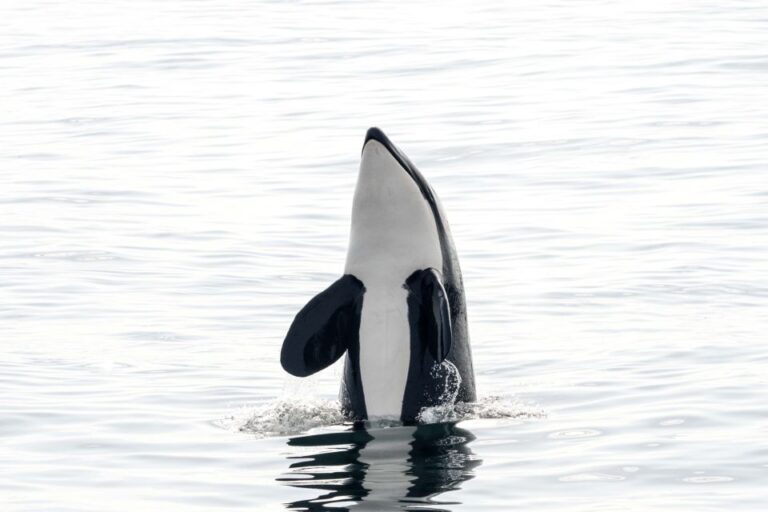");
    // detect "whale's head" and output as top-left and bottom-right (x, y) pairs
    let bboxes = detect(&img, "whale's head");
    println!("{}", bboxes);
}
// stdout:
(345, 128), (443, 281)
